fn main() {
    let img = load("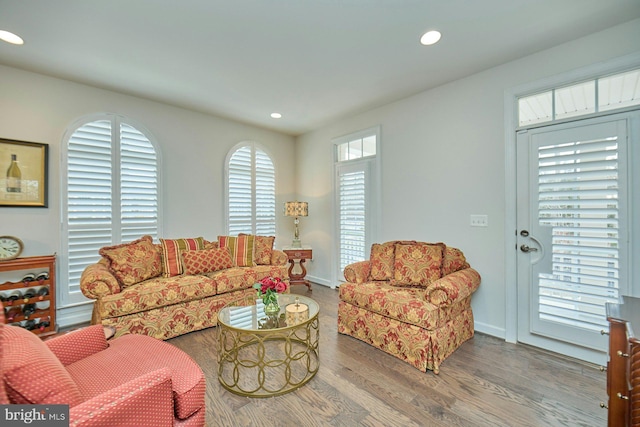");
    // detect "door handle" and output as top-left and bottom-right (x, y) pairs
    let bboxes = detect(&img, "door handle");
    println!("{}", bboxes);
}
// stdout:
(520, 244), (538, 253)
